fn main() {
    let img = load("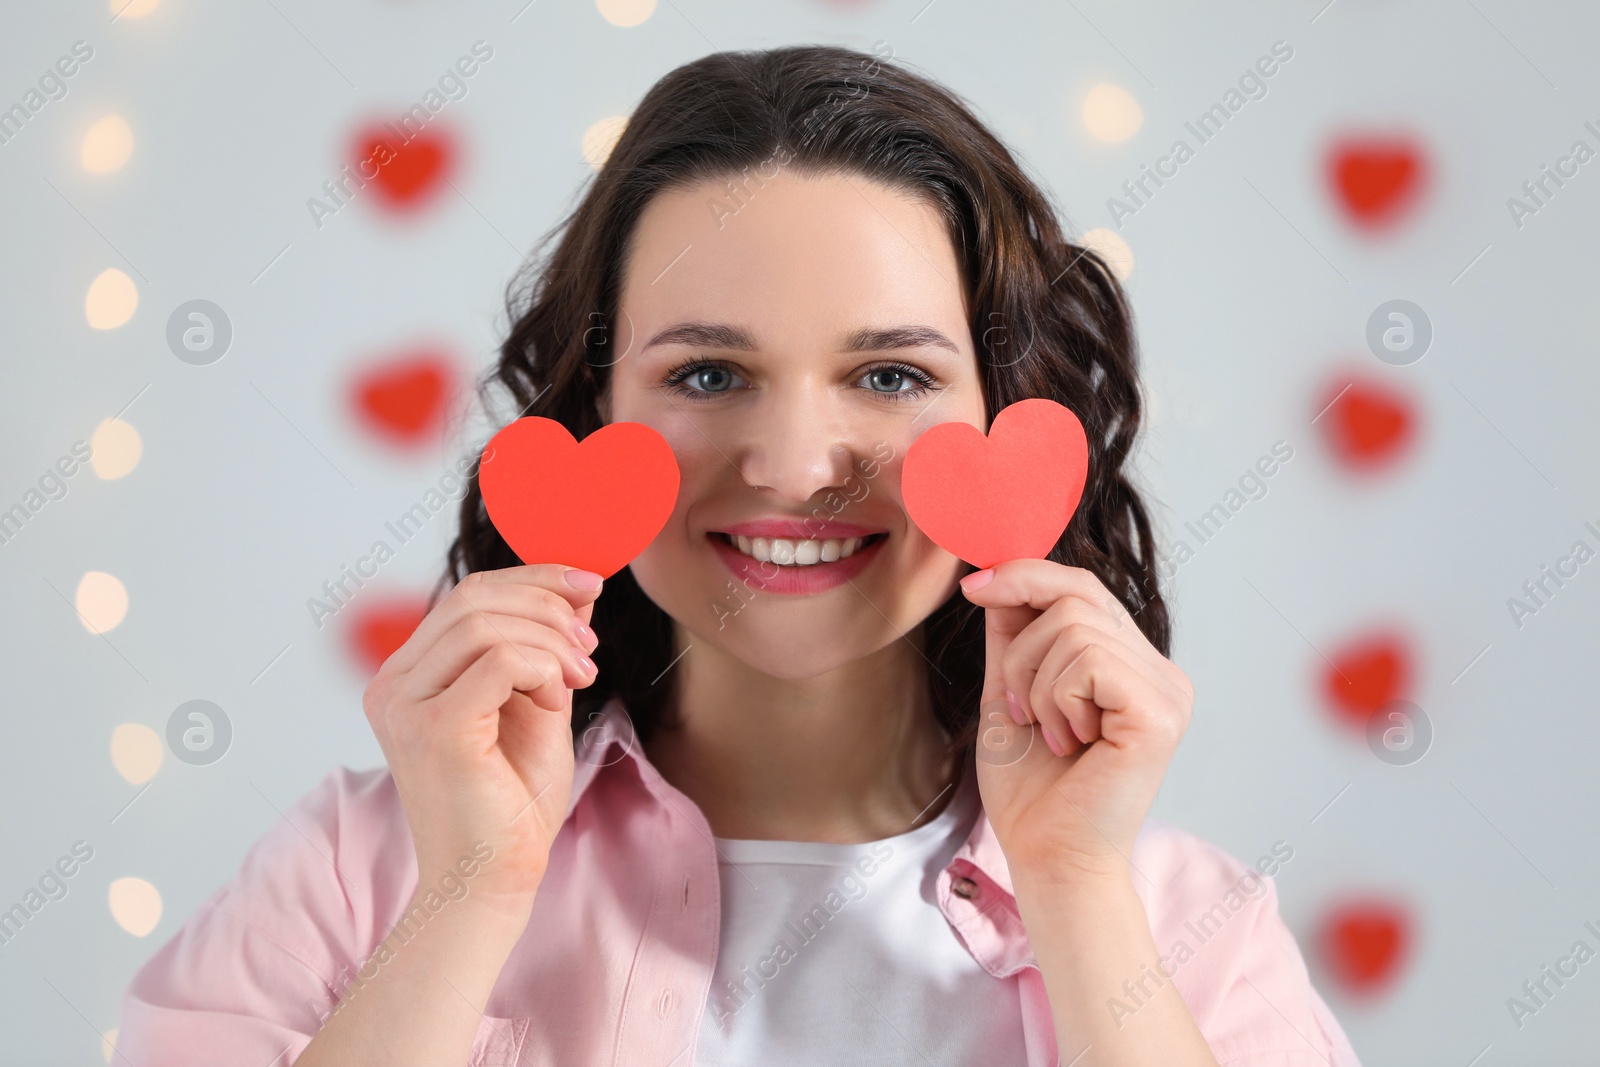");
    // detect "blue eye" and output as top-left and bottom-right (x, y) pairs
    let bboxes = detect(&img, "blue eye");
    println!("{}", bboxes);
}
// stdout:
(866, 368), (912, 393)
(859, 362), (938, 401)
(661, 360), (744, 401)
(659, 358), (941, 403)
(687, 366), (735, 392)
